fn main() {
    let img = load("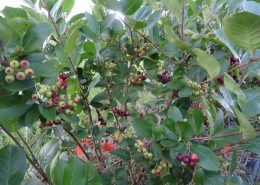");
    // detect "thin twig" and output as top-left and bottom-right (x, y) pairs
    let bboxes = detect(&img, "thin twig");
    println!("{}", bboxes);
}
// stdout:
(62, 126), (90, 160)
(0, 124), (53, 185)
(191, 128), (260, 141)
(181, 0), (185, 41)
